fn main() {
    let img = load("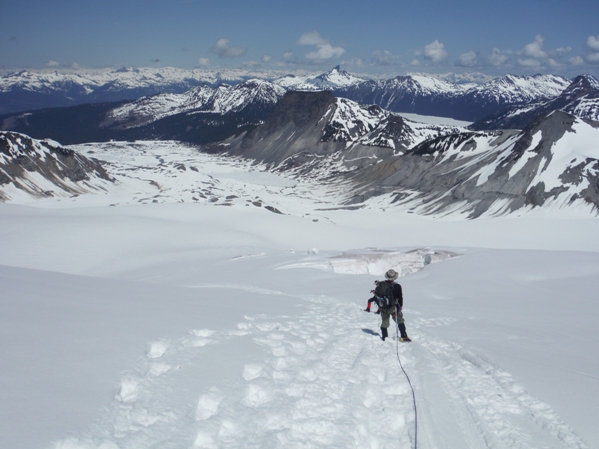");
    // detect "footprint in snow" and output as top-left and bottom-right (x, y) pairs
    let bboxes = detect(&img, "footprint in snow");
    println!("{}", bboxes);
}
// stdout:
(185, 337), (212, 347)
(242, 363), (265, 381)
(191, 430), (217, 449)
(194, 389), (224, 421)
(146, 341), (168, 359)
(147, 362), (171, 377)
(190, 329), (216, 338)
(116, 377), (140, 403)
(241, 383), (274, 407)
